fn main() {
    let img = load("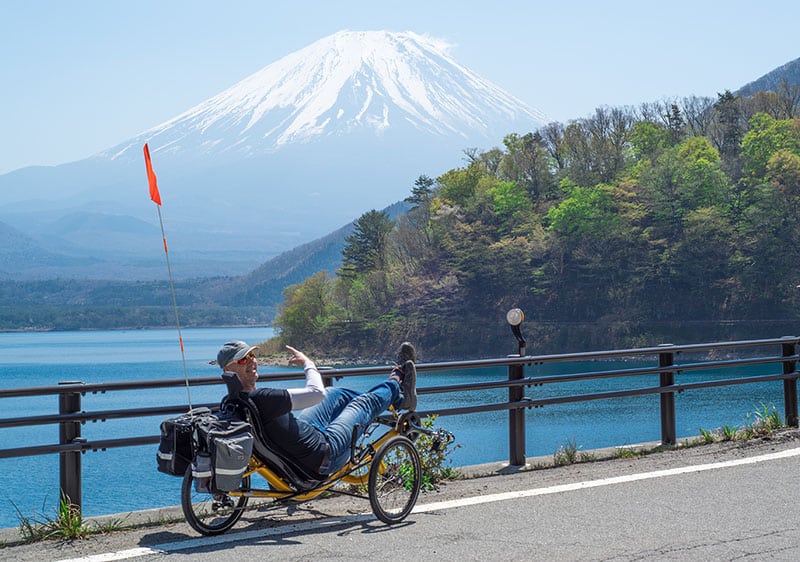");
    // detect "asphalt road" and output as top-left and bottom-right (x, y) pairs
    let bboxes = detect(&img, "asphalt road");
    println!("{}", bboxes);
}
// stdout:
(4, 429), (800, 562)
